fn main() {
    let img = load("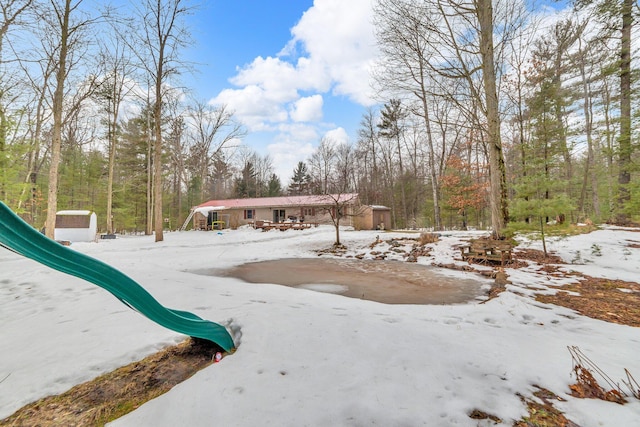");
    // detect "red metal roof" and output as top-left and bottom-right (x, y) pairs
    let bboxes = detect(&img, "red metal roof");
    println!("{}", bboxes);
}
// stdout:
(196, 193), (359, 209)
